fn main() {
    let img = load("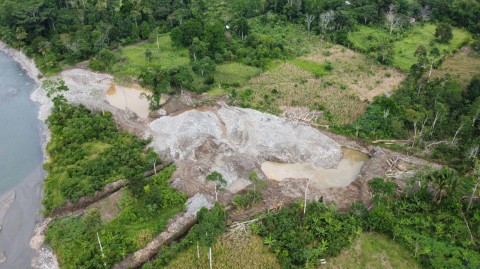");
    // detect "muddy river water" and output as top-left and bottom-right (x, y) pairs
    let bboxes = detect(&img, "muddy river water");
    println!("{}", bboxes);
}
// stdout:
(261, 148), (369, 187)
(0, 50), (44, 268)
